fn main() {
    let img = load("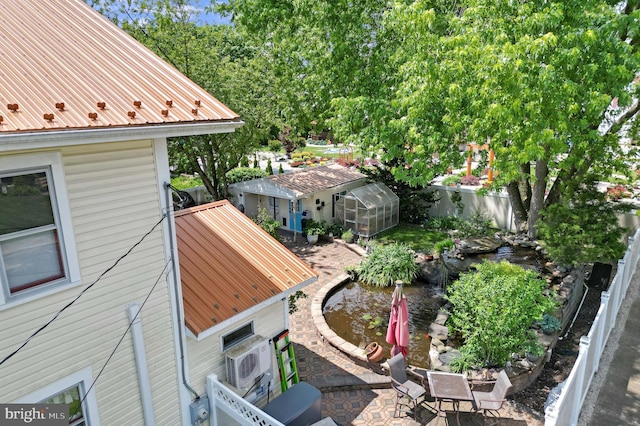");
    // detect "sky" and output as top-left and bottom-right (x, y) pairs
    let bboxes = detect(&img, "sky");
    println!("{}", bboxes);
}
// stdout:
(97, 0), (232, 26)
(188, 0), (231, 25)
